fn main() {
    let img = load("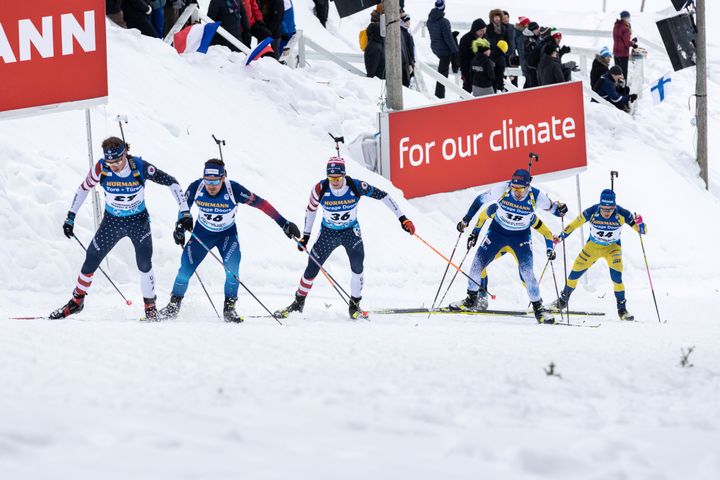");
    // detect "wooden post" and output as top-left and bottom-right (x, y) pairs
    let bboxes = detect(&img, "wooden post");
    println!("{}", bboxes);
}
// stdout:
(384, 0), (404, 111)
(696, 0), (708, 189)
